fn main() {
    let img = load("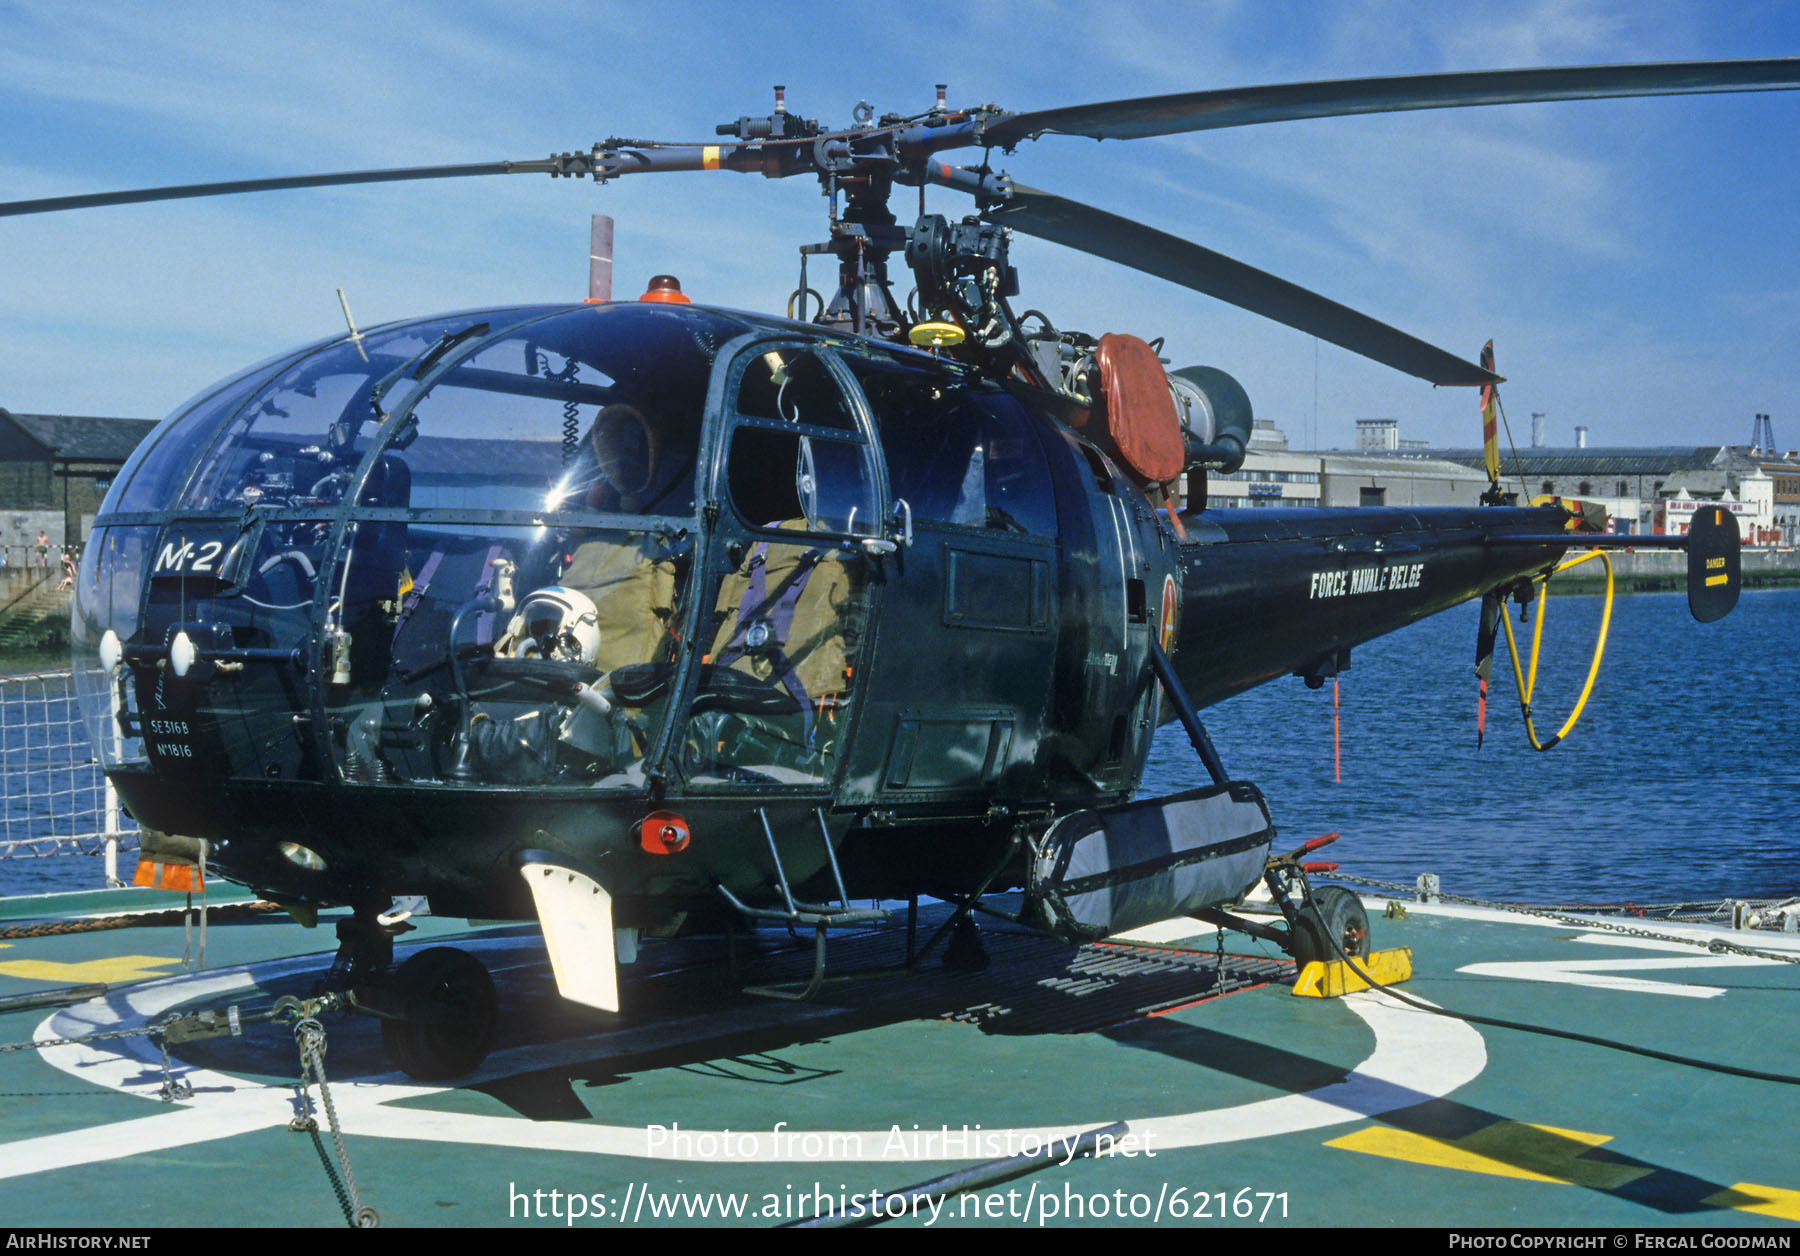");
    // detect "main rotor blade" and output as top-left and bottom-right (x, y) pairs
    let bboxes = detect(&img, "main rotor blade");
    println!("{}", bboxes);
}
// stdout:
(0, 160), (570, 218)
(971, 59), (1800, 147)
(0, 140), (798, 219)
(932, 167), (1494, 386)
